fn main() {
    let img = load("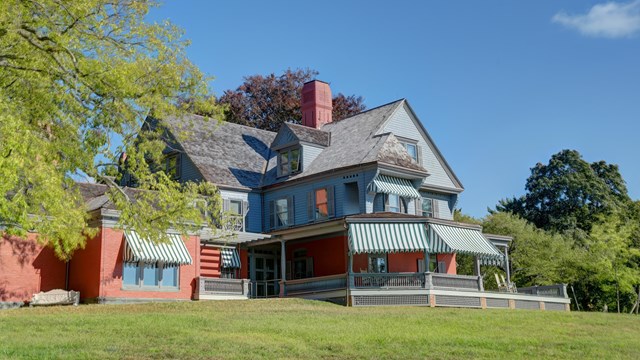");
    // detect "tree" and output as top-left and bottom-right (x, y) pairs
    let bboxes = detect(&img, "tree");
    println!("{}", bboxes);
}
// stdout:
(0, 0), (222, 259)
(218, 68), (366, 132)
(497, 149), (631, 235)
